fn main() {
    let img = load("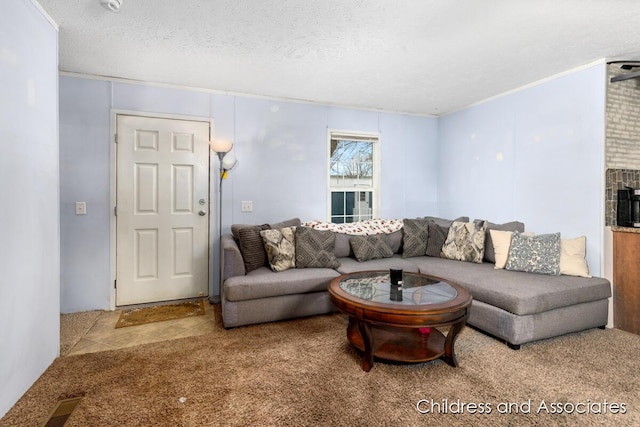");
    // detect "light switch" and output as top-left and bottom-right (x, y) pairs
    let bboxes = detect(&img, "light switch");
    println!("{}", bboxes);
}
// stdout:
(75, 202), (87, 215)
(241, 201), (253, 212)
